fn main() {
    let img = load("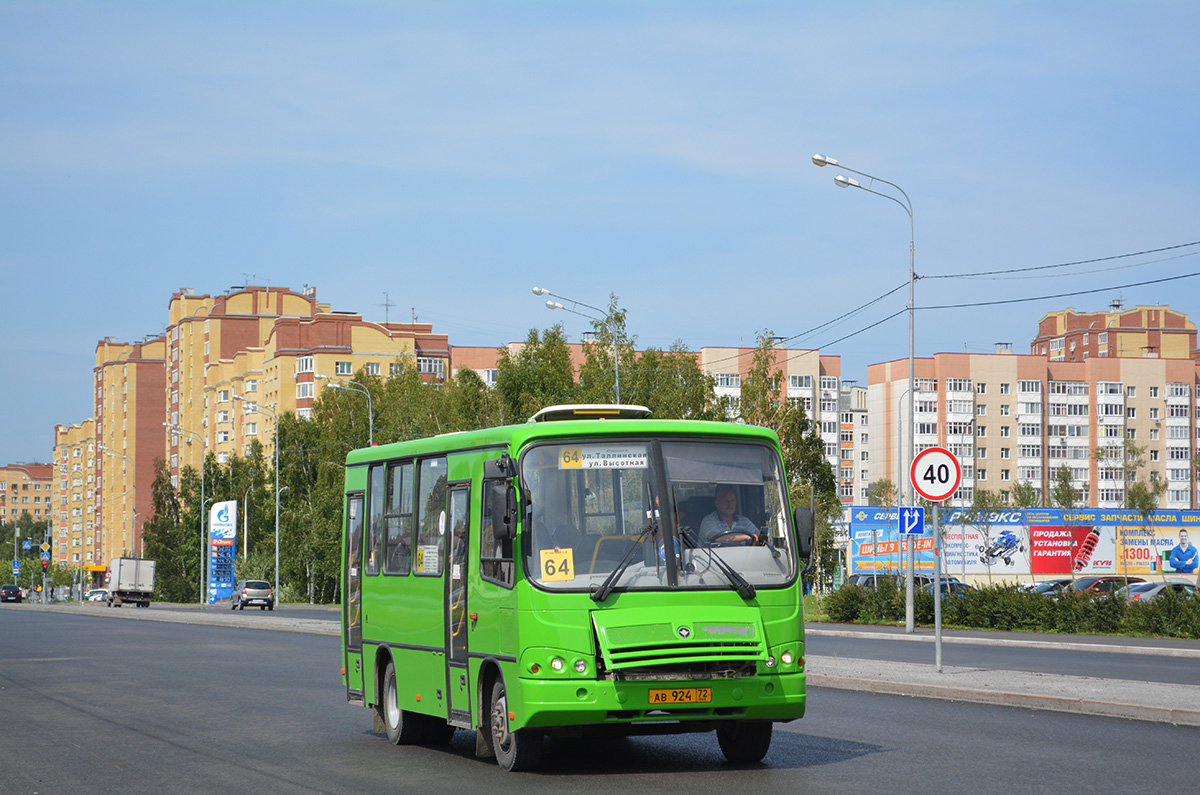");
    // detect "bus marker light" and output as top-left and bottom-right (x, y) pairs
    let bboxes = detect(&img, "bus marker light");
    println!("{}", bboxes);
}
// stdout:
(765, 656), (776, 668)
(781, 651), (794, 665)
(551, 658), (564, 671)
(574, 660), (586, 673)
(340, 668), (346, 675)
(415, 694), (421, 702)
(508, 712), (515, 720)
(530, 663), (540, 674)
